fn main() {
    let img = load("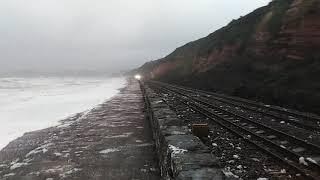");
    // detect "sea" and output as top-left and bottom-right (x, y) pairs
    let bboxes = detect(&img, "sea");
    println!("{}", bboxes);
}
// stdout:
(0, 76), (126, 150)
